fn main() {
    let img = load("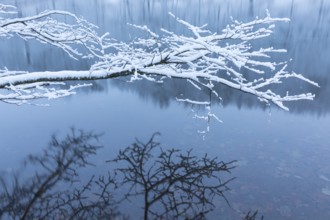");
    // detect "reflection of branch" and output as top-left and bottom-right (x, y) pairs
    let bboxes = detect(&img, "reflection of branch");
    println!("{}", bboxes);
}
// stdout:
(0, 130), (263, 219)
(0, 129), (122, 220)
(244, 210), (264, 220)
(108, 133), (236, 220)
